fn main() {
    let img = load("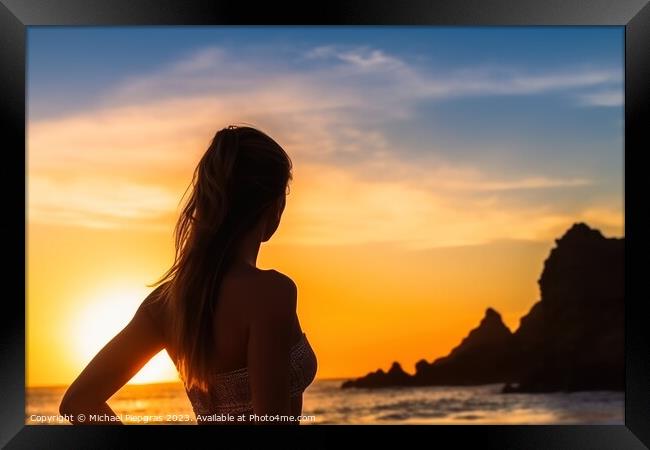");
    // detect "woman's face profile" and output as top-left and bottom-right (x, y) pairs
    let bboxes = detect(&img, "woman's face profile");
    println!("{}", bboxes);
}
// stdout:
(262, 194), (286, 242)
